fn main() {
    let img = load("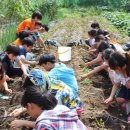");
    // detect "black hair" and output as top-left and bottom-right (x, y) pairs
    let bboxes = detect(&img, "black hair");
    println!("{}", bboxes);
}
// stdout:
(102, 48), (115, 61)
(91, 22), (100, 29)
(35, 21), (43, 26)
(21, 86), (57, 110)
(23, 76), (49, 91)
(23, 77), (34, 89)
(97, 41), (116, 53)
(103, 30), (109, 36)
(95, 35), (105, 42)
(42, 24), (49, 32)
(32, 11), (42, 20)
(6, 45), (19, 56)
(19, 31), (29, 41)
(39, 52), (56, 65)
(22, 37), (33, 47)
(88, 29), (97, 37)
(108, 52), (128, 70)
